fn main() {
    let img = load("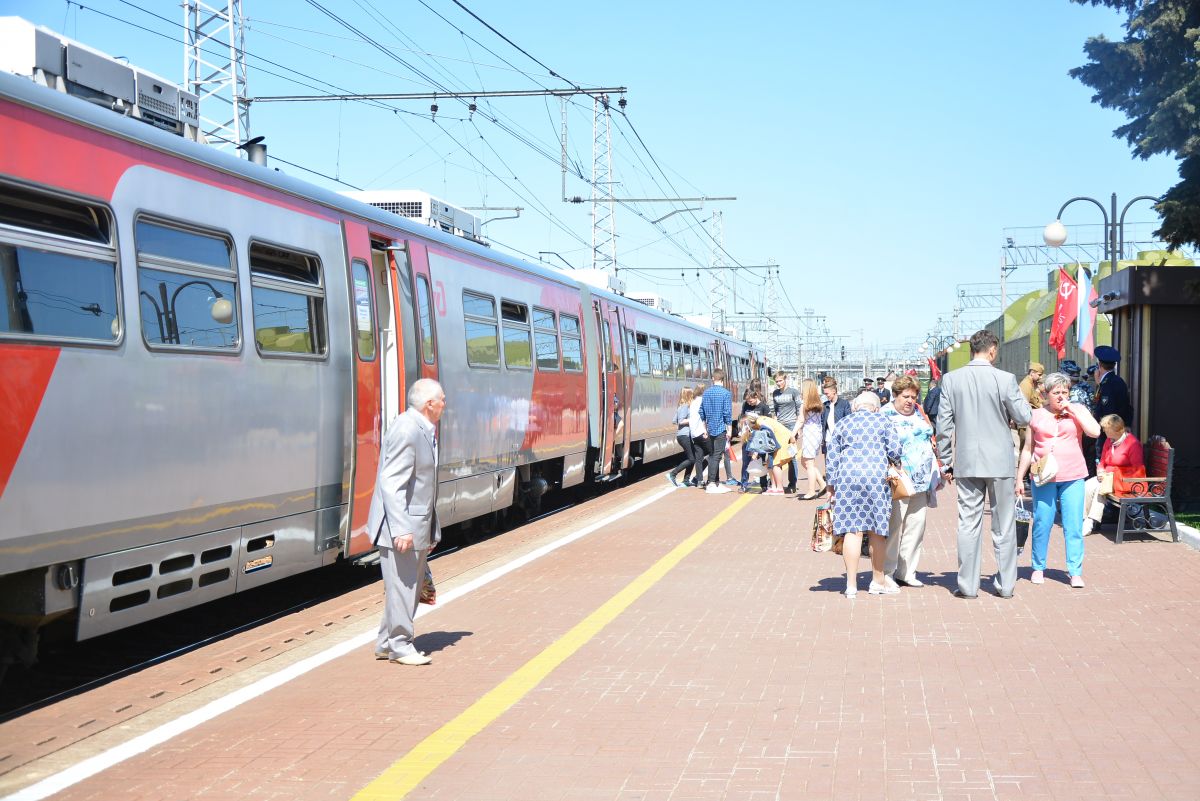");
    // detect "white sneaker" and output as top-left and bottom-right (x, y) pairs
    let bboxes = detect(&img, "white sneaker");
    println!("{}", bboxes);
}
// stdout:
(868, 581), (900, 595)
(705, 483), (732, 494)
